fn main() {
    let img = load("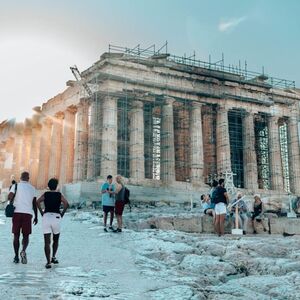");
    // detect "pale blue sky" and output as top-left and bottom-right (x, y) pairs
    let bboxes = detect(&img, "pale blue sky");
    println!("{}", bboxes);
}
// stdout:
(0, 0), (299, 121)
